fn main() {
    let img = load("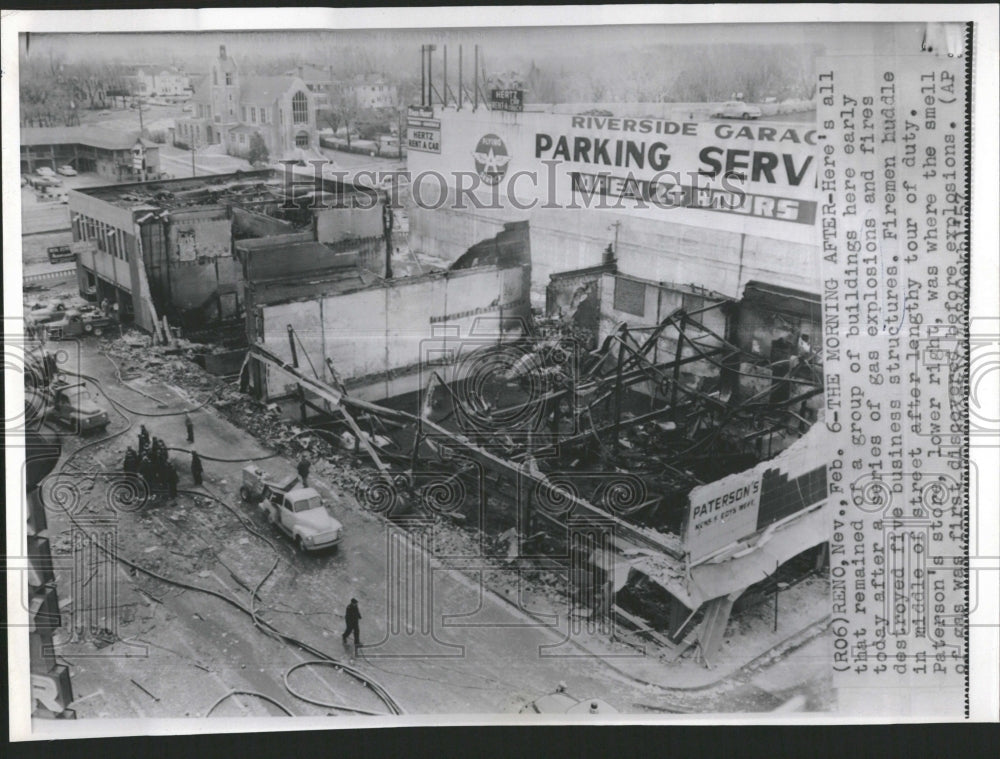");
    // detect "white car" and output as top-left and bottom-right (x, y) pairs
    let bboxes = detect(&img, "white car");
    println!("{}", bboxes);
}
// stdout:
(57, 165), (77, 177)
(520, 685), (618, 715)
(379, 172), (410, 190)
(36, 166), (56, 178)
(713, 101), (762, 120)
